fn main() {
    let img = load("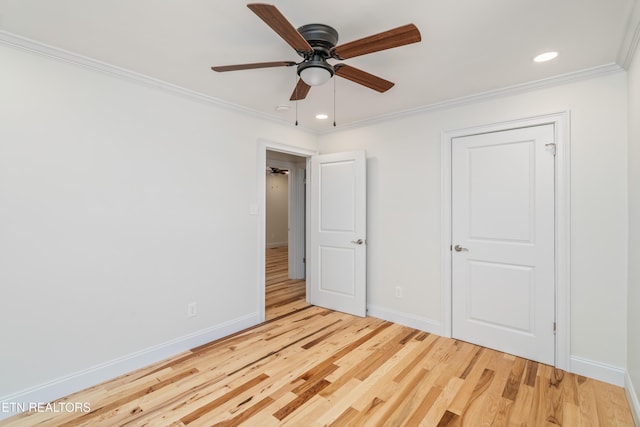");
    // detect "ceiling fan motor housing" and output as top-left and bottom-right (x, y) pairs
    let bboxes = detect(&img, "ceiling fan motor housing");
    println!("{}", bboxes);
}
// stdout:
(297, 23), (339, 57)
(296, 23), (338, 79)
